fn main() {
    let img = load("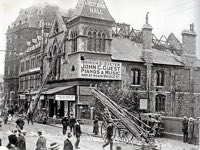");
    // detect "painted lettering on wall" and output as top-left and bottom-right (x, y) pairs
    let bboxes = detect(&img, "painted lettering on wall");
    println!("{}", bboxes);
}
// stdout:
(79, 60), (121, 80)
(88, 1), (105, 15)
